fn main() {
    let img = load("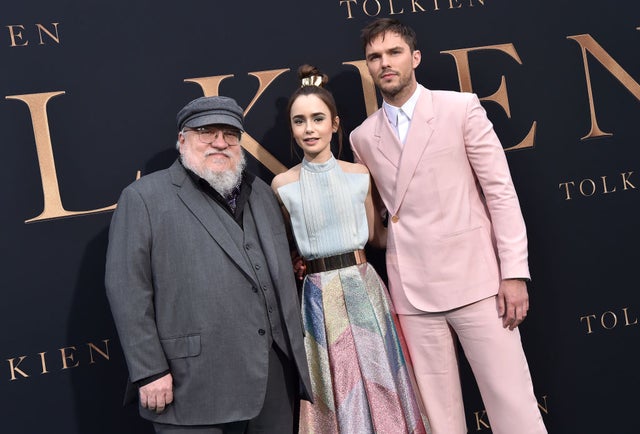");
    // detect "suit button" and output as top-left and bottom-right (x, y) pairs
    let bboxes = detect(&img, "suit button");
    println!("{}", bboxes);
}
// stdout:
(391, 215), (399, 223)
(245, 244), (251, 250)
(258, 329), (266, 336)
(255, 264), (261, 270)
(262, 285), (268, 292)
(268, 307), (273, 313)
